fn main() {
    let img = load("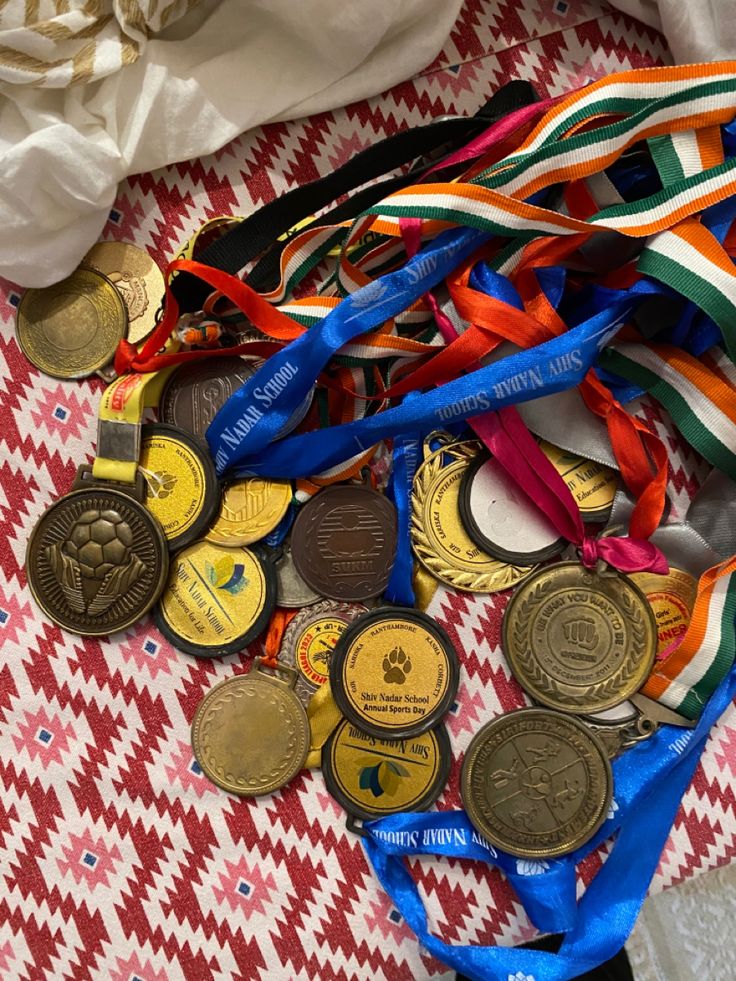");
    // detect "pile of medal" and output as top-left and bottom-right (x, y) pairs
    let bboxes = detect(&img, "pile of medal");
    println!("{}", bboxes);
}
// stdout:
(18, 236), (699, 857)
